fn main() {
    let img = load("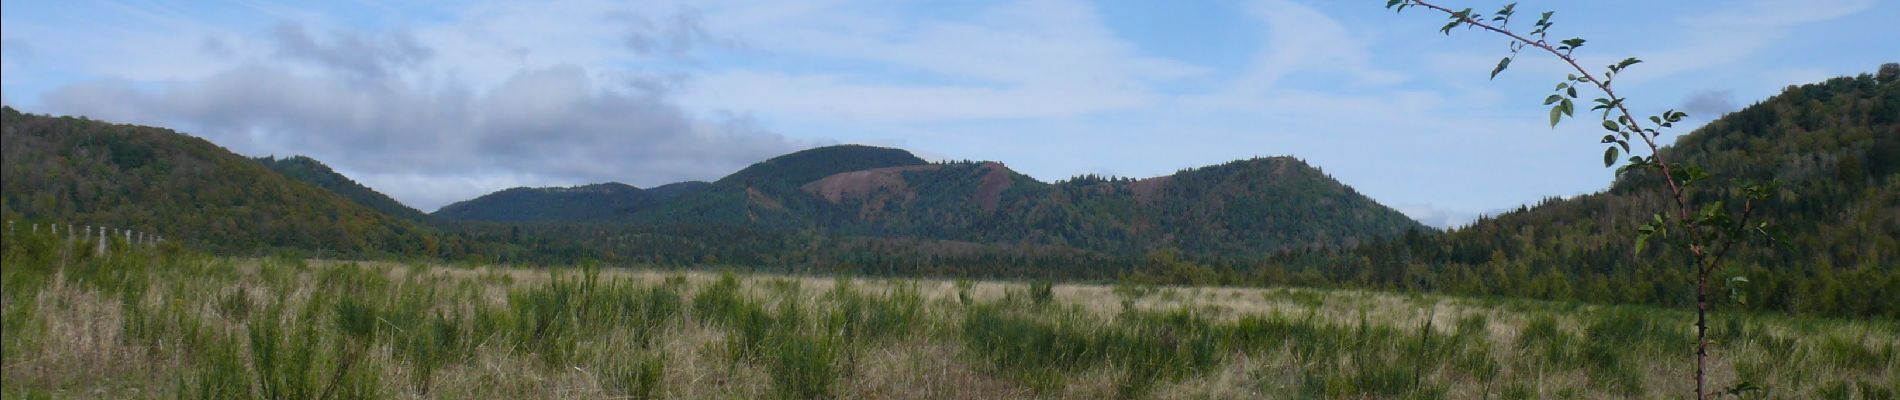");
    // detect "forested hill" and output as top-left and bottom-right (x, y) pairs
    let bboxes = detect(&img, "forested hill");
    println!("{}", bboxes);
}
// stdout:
(511, 145), (1427, 266)
(0, 107), (442, 257)
(1269, 65), (1900, 317)
(786, 156), (1425, 254)
(623, 145), (937, 228)
(432, 182), (708, 222)
(719, 144), (929, 187)
(257, 155), (430, 221)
